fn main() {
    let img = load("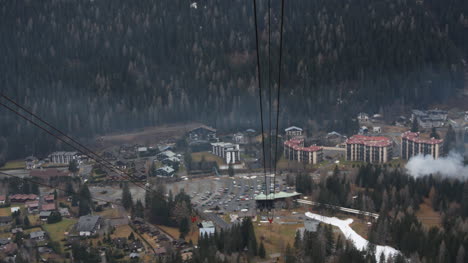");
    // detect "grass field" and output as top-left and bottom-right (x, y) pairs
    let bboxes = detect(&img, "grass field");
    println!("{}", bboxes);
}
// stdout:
(0, 160), (25, 170)
(112, 224), (134, 238)
(191, 152), (224, 166)
(24, 227), (42, 234)
(0, 207), (11, 216)
(254, 221), (300, 257)
(42, 218), (77, 250)
(416, 198), (441, 228)
(157, 224), (199, 244)
(96, 208), (120, 219)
